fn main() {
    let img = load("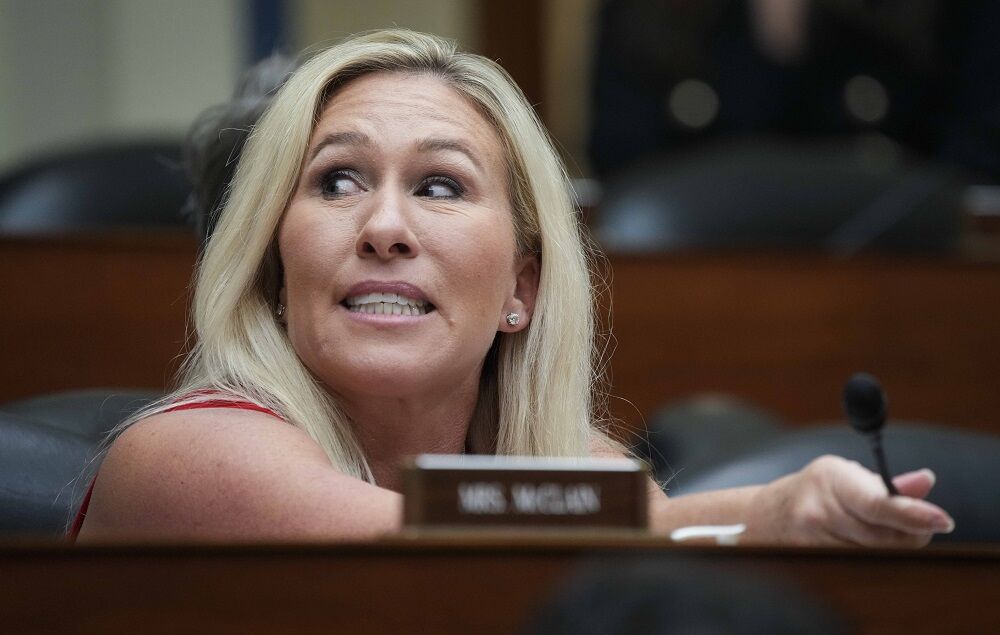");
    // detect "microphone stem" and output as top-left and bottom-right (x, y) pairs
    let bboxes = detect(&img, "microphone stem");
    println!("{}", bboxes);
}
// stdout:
(870, 431), (899, 496)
